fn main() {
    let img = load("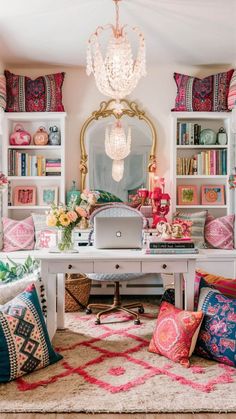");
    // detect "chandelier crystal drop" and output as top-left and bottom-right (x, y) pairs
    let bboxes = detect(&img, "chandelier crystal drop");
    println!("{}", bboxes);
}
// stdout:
(86, 0), (146, 102)
(105, 120), (131, 182)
